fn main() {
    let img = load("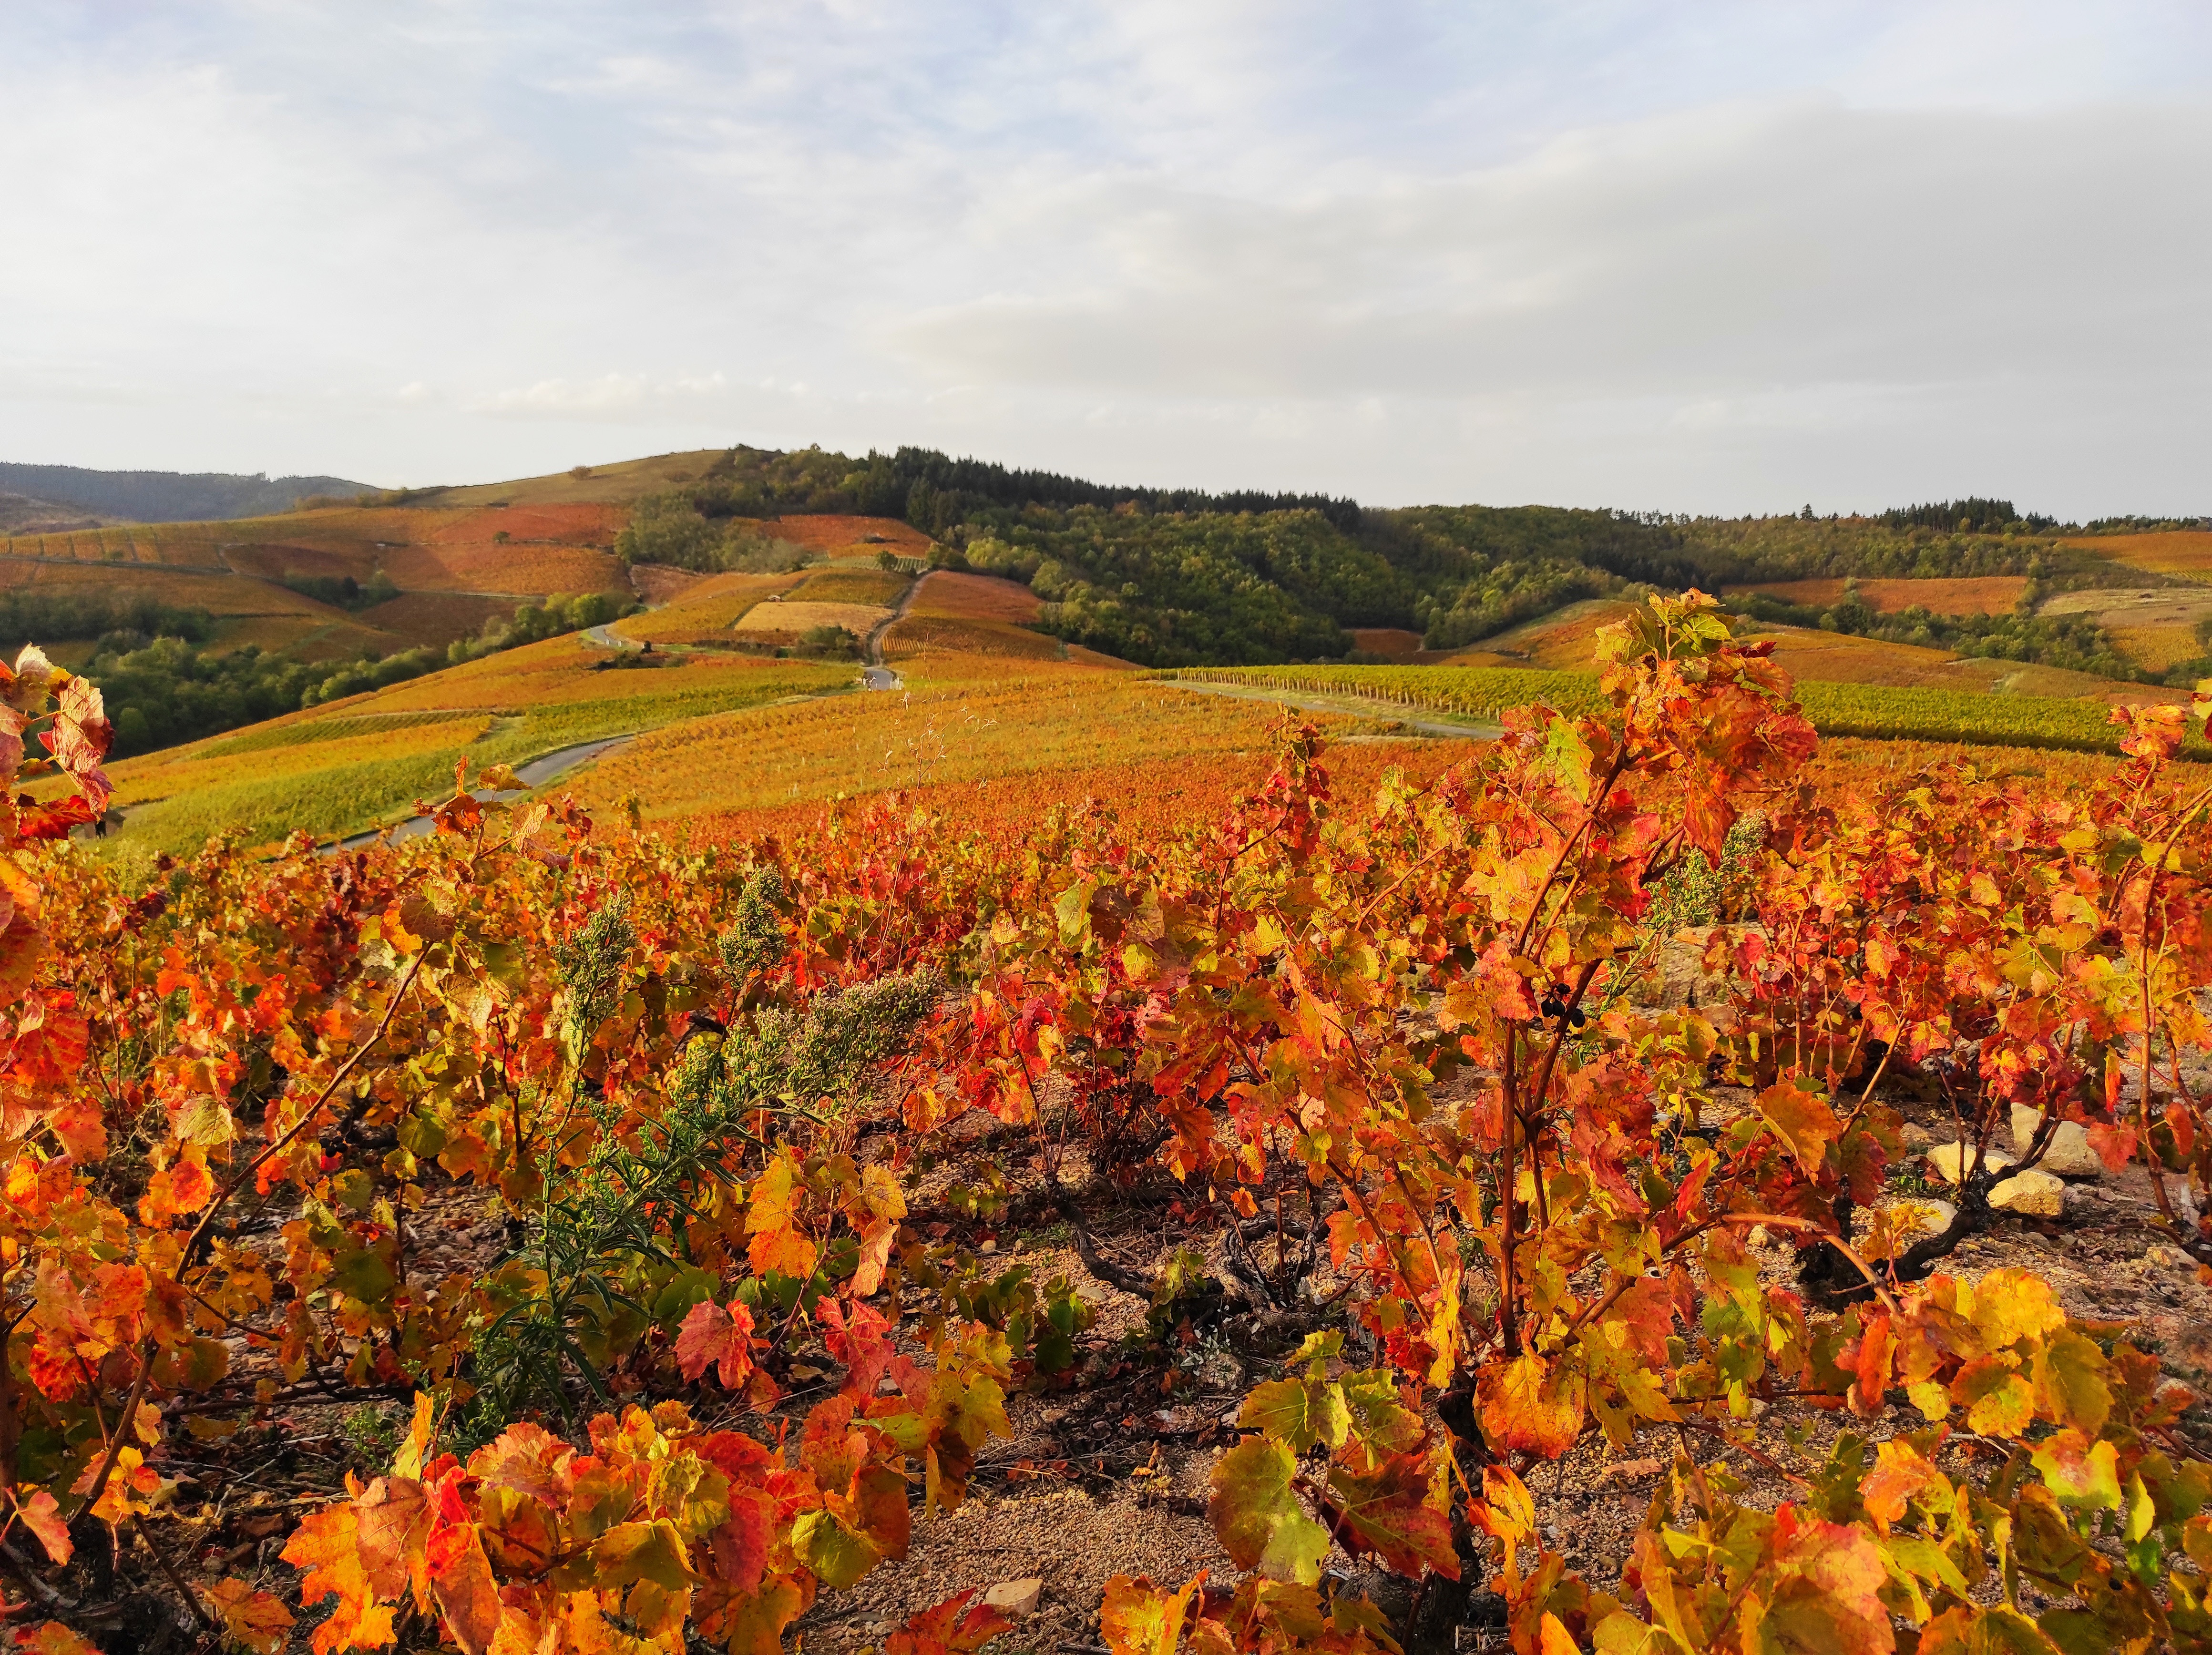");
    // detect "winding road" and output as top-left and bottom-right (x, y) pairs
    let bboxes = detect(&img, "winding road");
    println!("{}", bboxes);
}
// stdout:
(328, 734), (636, 851)
(860, 572), (925, 690)
(330, 568), (929, 849)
